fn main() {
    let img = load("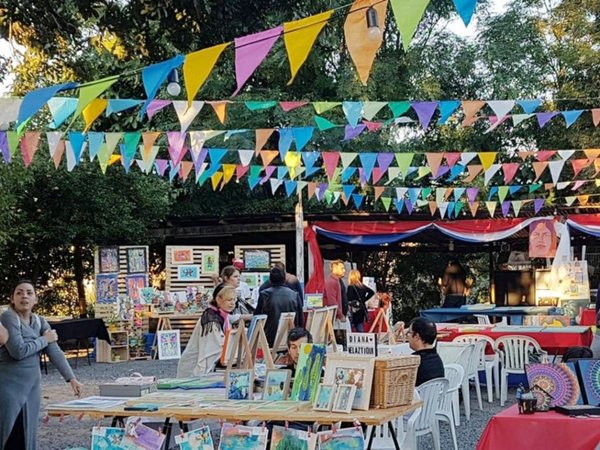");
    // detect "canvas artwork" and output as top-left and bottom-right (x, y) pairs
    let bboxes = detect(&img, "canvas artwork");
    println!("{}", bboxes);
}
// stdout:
(99, 247), (120, 273)
(241, 273), (259, 289)
(305, 293), (323, 309)
(525, 363), (583, 407)
(202, 252), (218, 273)
(529, 219), (557, 258)
(332, 384), (357, 413)
(126, 247), (147, 273)
(172, 248), (194, 265)
(324, 354), (375, 410)
(263, 369), (292, 401)
(218, 423), (268, 450)
(157, 330), (181, 360)
(178, 265), (201, 281)
(313, 384), (336, 412)
(91, 426), (125, 450)
(260, 273), (270, 285)
(317, 428), (365, 450)
(174, 426), (215, 450)
(226, 369), (253, 400)
(291, 343), (327, 402)
(243, 249), (271, 270)
(271, 425), (317, 450)
(120, 419), (165, 450)
(126, 274), (147, 301)
(140, 287), (156, 305)
(96, 273), (119, 304)
(575, 359), (600, 405)
(247, 314), (267, 342)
